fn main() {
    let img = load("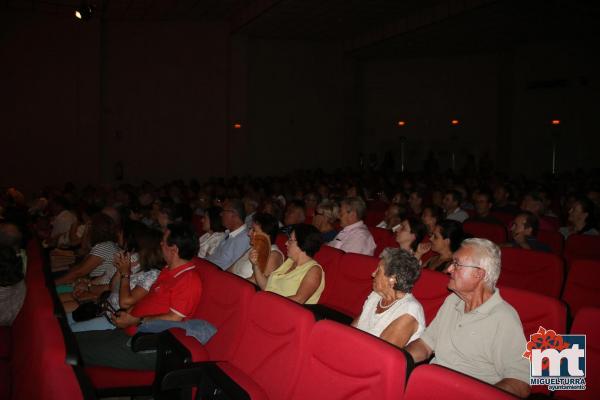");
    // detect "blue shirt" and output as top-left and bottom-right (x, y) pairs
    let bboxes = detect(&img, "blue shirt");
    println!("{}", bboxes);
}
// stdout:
(206, 225), (250, 269)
